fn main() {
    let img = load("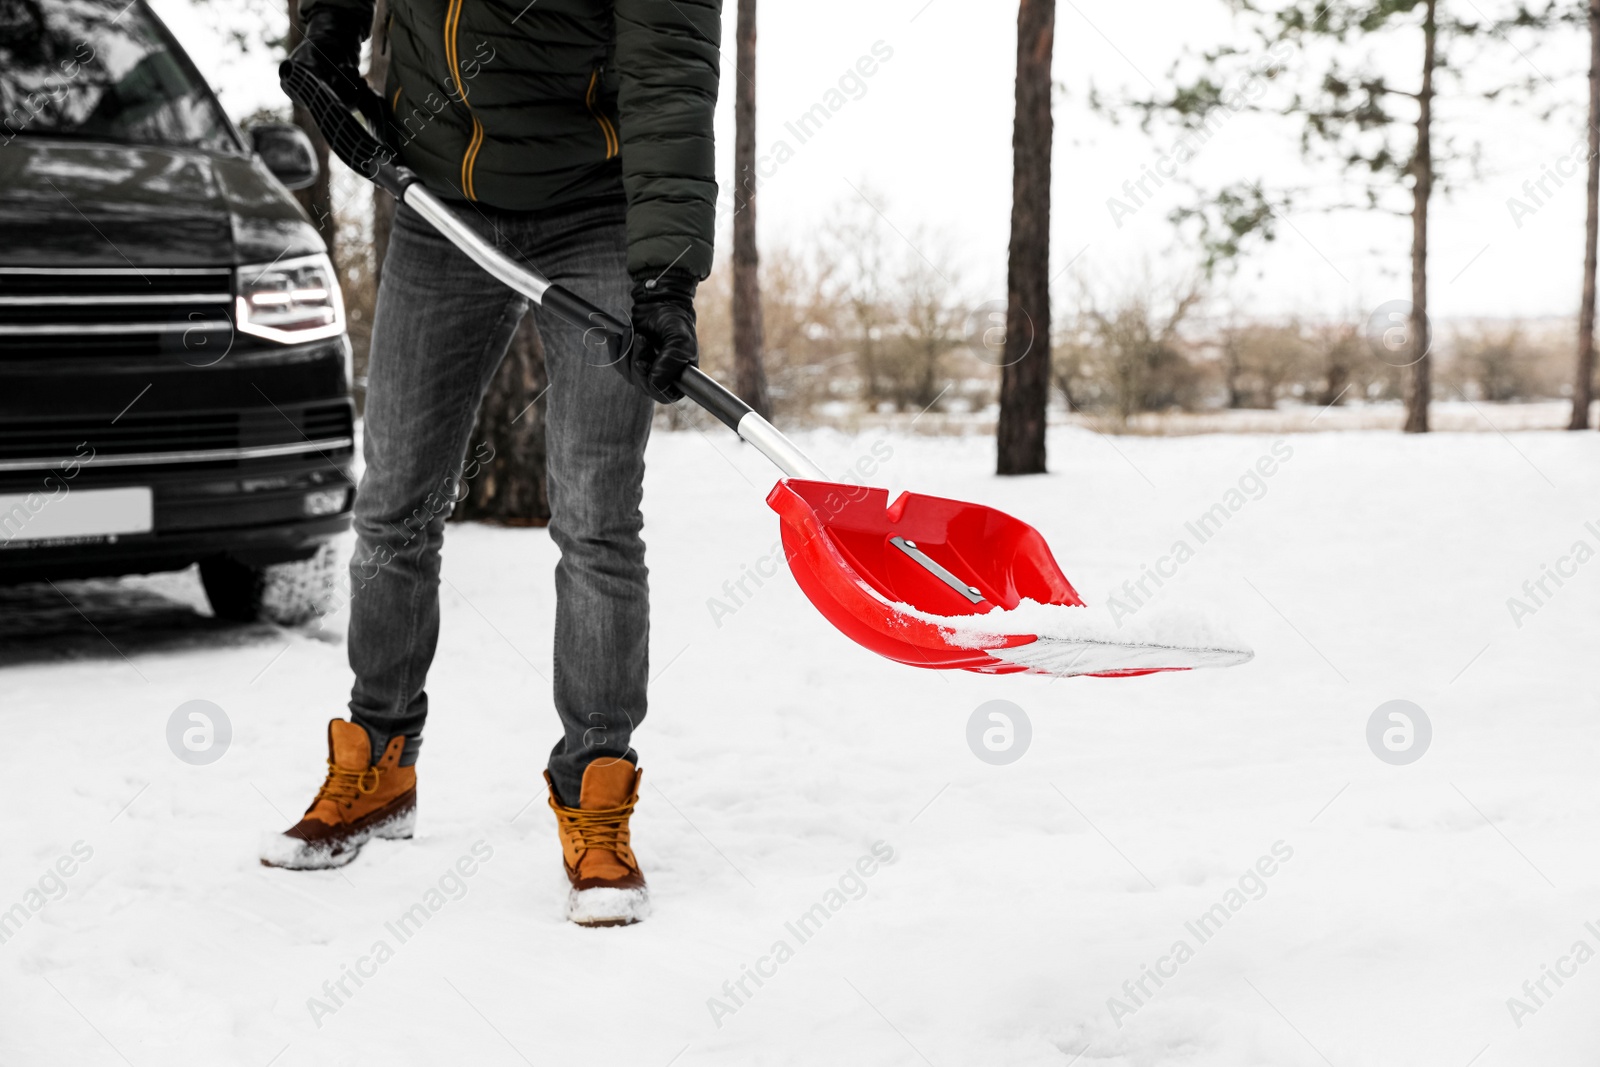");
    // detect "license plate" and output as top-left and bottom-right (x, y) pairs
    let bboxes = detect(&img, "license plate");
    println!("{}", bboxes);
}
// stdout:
(0, 487), (153, 545)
